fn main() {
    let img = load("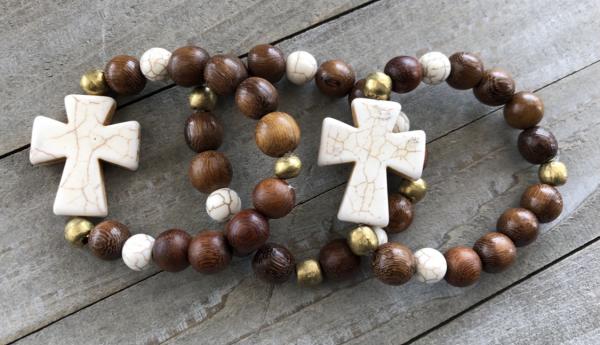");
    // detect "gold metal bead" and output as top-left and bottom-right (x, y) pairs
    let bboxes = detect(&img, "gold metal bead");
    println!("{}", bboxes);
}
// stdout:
(399, 178), (427, 202)
(538, 161), (568, 186)
(189, 86), (218, 111)
(363, 71), (392, 100)
(80, 69), (109, 95)
(274, 153), (302, 179)
(347, 225), (379, 256)
(64, 217), (94, 247)
(296, 259), (323, 286)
